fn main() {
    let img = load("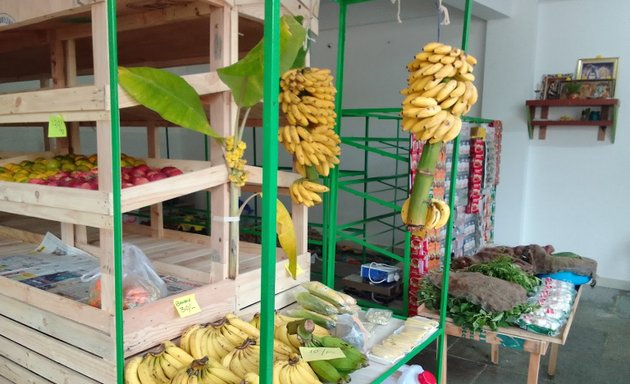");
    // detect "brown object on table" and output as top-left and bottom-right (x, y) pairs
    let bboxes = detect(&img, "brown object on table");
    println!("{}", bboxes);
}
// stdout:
(427, 270), (528, 312)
